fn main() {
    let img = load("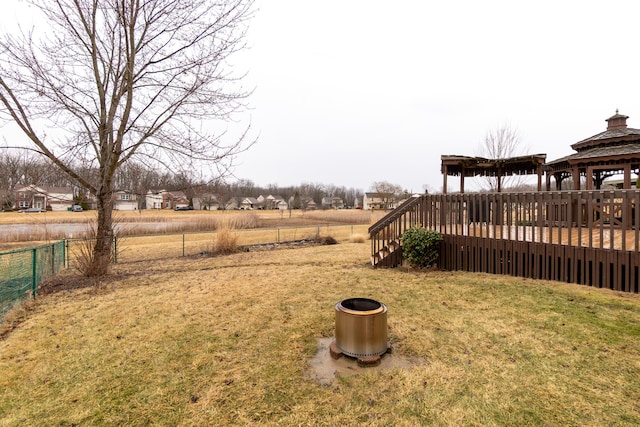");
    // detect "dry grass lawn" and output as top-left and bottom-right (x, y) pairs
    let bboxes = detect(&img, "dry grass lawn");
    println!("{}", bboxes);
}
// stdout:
(1, 242), (640, 426)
